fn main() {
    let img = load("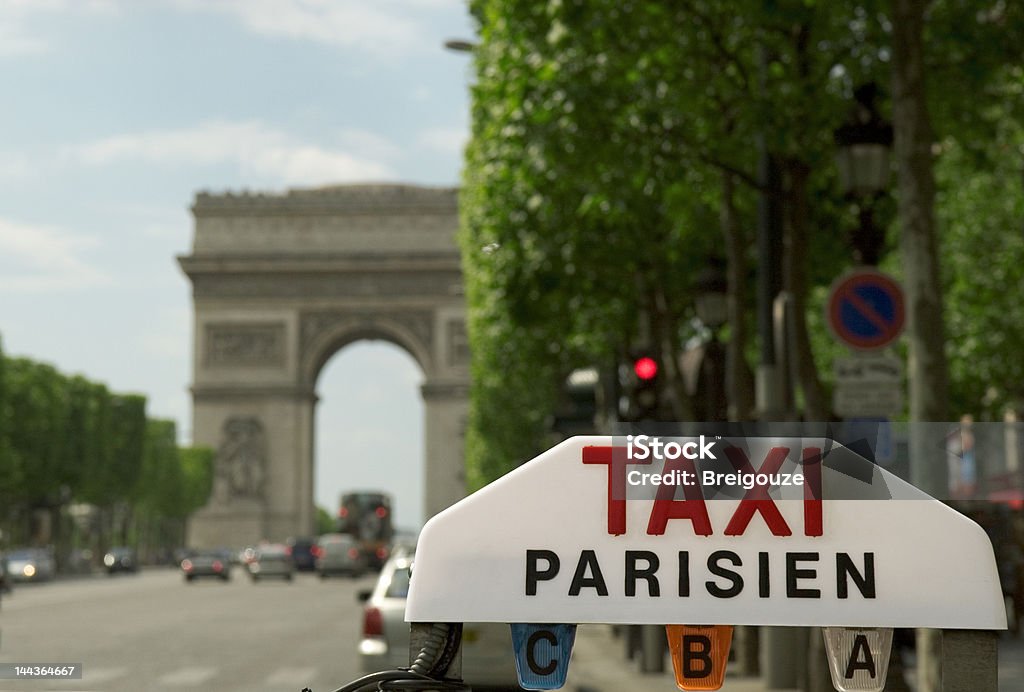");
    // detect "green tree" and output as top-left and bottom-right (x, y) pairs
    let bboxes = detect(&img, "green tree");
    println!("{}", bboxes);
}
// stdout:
(461, 0), (884, 483)
(179, 446), (215, 517)
(107, 395), (147, 503)
(133, 419), (186, 554)
(0, 338), (13, 511)
(4, 360), (69, 508)
(316, 506), (335, 535)
(63, 377), (110, 505)
(939, 93), (1024, 418)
